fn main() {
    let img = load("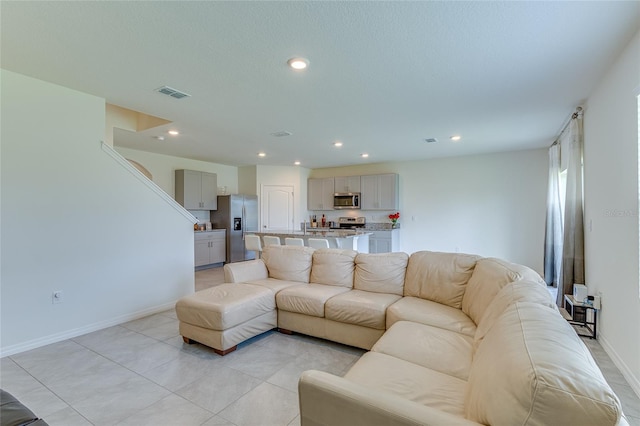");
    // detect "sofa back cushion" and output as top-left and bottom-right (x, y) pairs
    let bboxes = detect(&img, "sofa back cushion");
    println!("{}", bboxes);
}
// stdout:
(404, 251), (480, 309)
(262, 245), (314, 283)
(473, 280), (556, 349)
(354, 252), (409, 296)
(310, 248), (357, 288)
(466, 302), (621, 426)
(461, 258), (543, 324)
